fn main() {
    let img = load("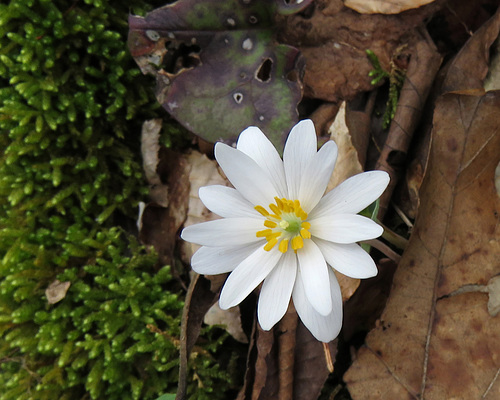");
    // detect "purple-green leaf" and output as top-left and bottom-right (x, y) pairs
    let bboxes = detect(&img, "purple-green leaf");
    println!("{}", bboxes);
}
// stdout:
(128, 0), (311, 149)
